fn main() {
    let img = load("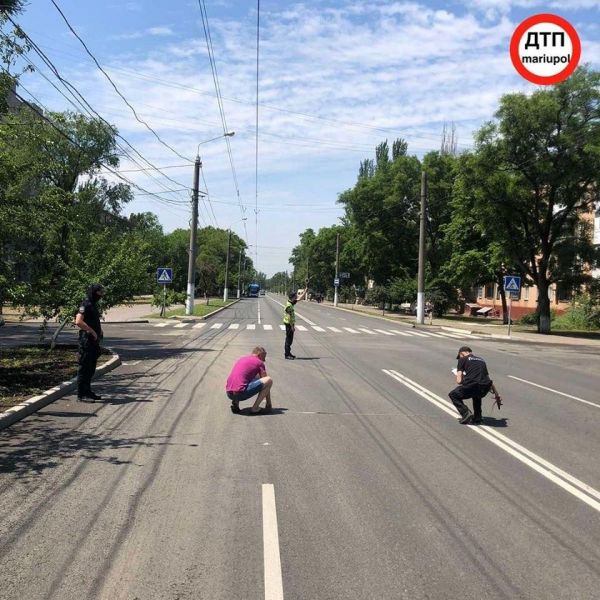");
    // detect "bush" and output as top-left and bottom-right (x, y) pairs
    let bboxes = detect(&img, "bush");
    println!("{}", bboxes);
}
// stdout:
(553, 294), (600, 331)
(518, 312), (538, 325)
(365, 285), (388, 306)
